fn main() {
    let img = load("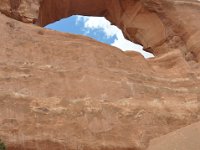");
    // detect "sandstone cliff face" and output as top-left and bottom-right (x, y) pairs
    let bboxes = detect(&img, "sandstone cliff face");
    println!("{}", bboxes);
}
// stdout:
(0, 0), (200, 150)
